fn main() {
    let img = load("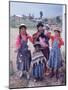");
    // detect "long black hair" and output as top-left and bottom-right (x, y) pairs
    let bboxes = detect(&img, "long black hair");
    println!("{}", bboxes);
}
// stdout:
(37, 22), (44, 29)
